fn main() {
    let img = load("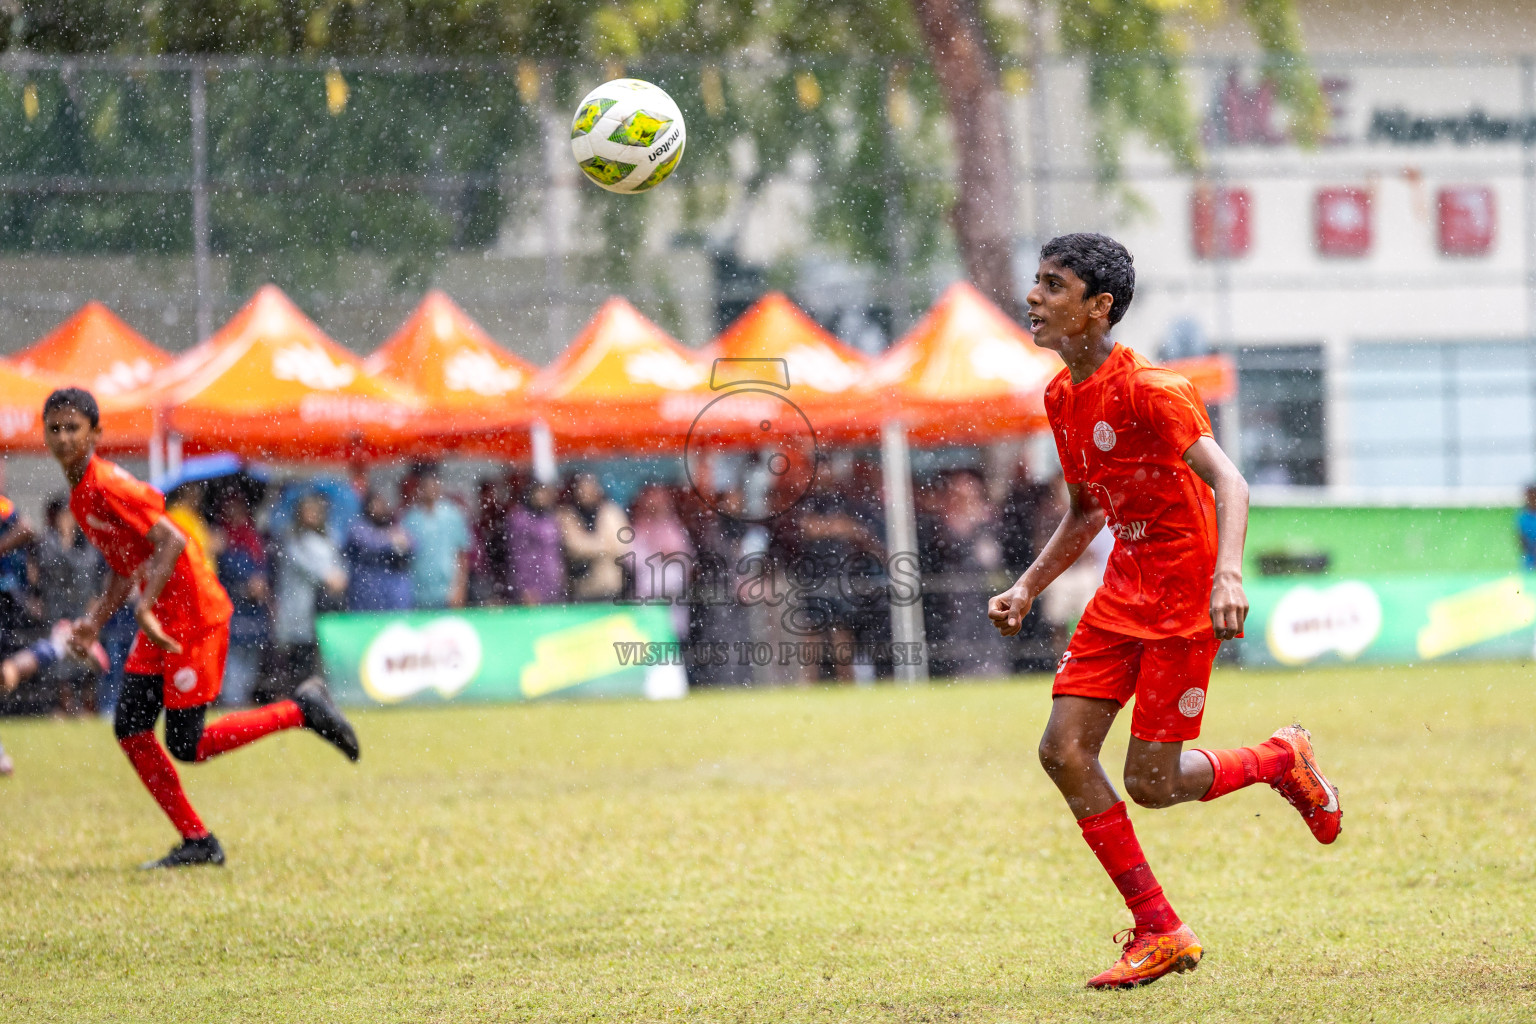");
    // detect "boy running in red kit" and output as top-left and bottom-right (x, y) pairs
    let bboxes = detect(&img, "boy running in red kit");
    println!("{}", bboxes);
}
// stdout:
(989, 235), (1341, 989)
(41, 388), (360, 869)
